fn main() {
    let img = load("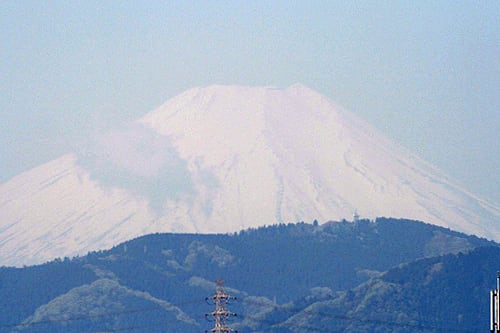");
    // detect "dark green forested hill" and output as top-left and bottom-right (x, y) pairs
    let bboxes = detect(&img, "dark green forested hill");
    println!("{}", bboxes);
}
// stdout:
(0, 218), (497, 333)
(269, 246), (500, 333)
